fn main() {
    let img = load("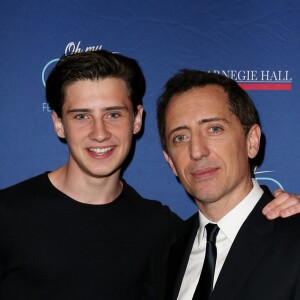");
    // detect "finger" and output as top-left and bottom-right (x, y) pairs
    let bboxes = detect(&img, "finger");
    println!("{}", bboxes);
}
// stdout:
(263, 209), (279, 220)
(262, 191), (290, 214)
(273, 189), (284, 197)
(280, 203), (300, 218)
(264, 197), (300, 219)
